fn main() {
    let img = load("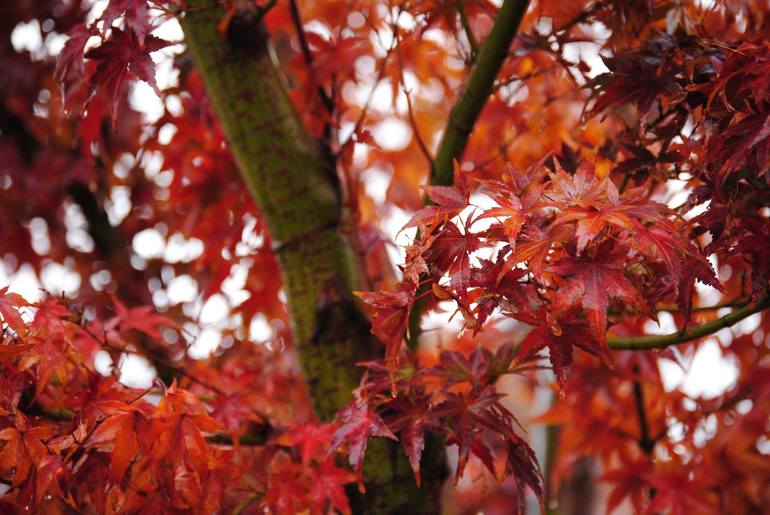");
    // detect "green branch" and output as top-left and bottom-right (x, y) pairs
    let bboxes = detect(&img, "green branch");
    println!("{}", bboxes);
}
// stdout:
(432, 0), (529, 187)
(607, 294), (770, 350)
